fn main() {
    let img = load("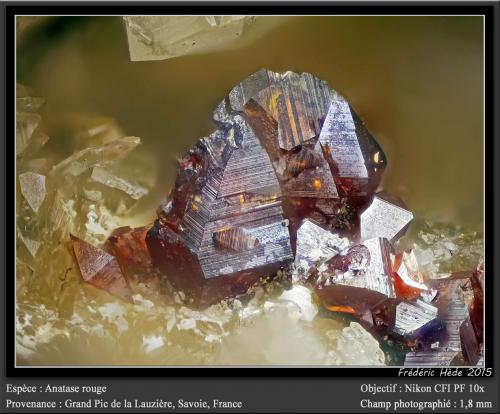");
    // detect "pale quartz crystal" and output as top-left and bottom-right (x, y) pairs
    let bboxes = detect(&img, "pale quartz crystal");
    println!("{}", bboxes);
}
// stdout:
(394, 300), (438, 337)
(90, 166), (148, 200)
(18, 172), (46, 213)
(15, 92), (158, 362)
(16, 84), (48, 157)
(68, 114), (124, 149)
(123, 16), (255, 61)
(16, 112), (42, 156)
(18, 231), (41, 258)
(277, 285), (318, 322)
(51, 136), (140, 177)
(330, 322), (385, 366)
(142, 335), (164, 353)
